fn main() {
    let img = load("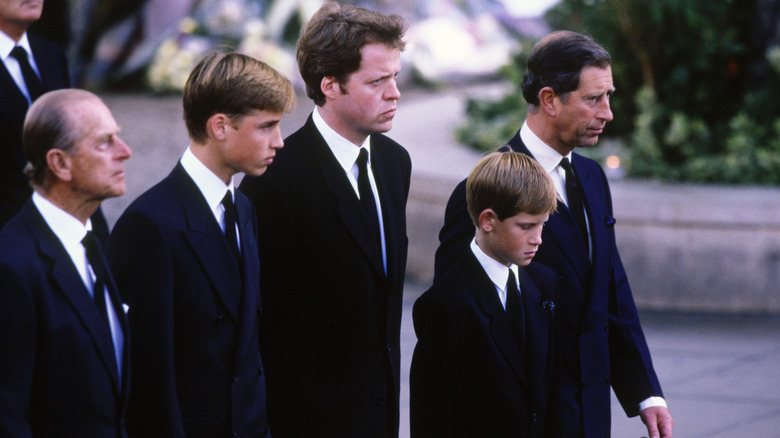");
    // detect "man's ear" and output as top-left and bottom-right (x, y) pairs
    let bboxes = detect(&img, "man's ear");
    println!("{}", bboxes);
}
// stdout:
(478, 208), (498, 233)
(46, 149), (73, 182)
(207, 113), (231, 141)
(538, 86), (558, 117)
(321, 76), (340, 100)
